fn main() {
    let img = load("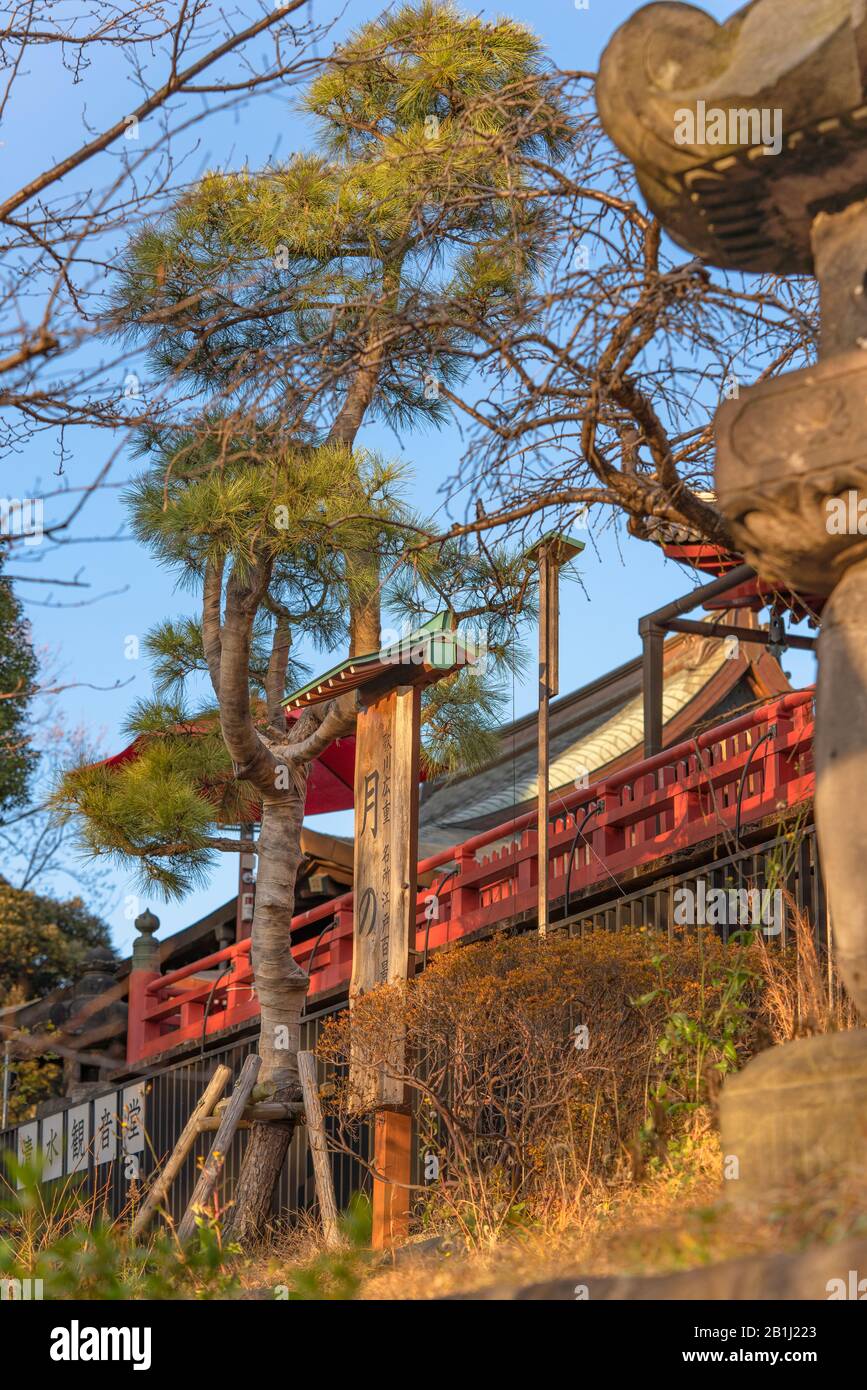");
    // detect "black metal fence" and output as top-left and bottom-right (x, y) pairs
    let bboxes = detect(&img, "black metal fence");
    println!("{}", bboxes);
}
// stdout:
(1, 824), (827, 1229)
(1, 1005), (370, 1229)
(564, 828), (826, 950)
